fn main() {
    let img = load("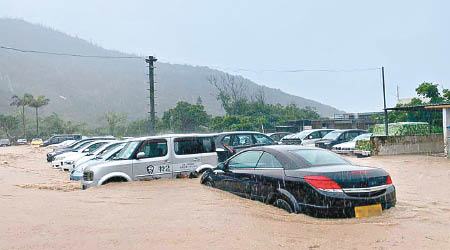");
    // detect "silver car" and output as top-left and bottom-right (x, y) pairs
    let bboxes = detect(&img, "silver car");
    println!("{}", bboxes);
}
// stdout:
(280, 129), (334, 146)
(81, 134), (218, 189)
